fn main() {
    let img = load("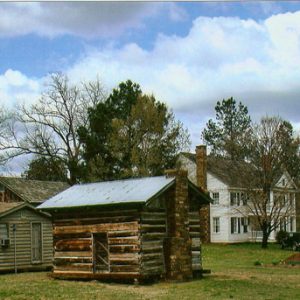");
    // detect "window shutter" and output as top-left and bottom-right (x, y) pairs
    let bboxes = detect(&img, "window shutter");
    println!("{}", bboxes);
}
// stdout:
(231, 218), (234, 234)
